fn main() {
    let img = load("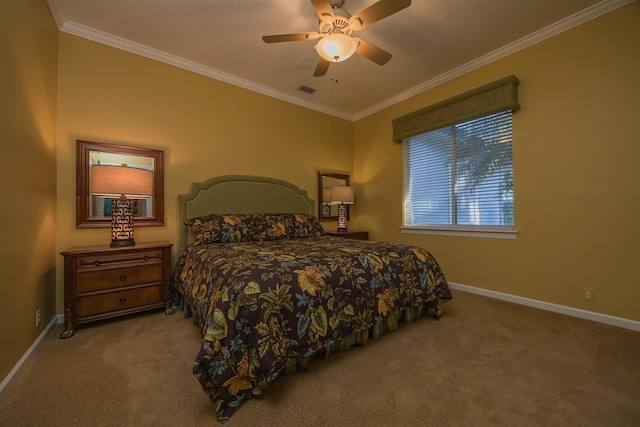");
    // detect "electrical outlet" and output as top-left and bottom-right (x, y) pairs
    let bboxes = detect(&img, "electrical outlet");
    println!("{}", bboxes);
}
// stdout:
(35, 309), (41, 327)
(583, 288), (594, 302)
